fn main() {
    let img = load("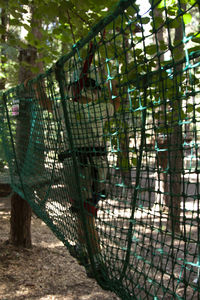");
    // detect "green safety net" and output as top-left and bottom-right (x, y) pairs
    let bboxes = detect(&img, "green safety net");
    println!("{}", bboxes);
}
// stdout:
(1, 0), (200, 298)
